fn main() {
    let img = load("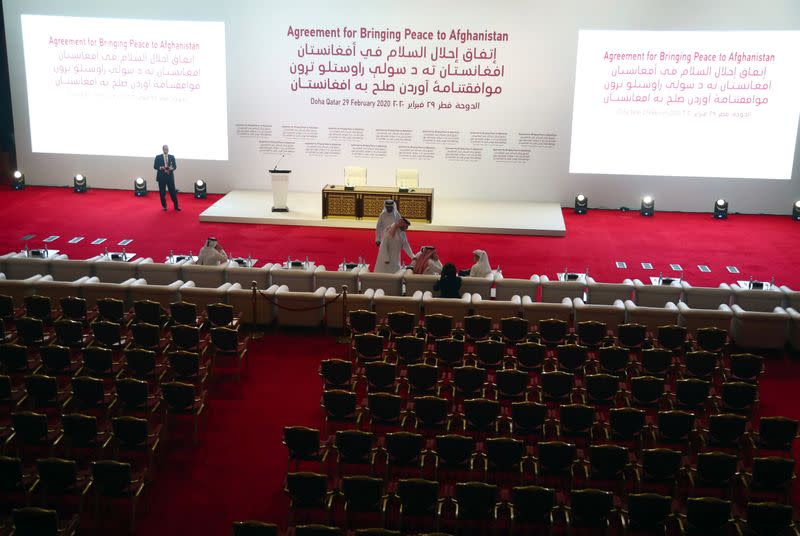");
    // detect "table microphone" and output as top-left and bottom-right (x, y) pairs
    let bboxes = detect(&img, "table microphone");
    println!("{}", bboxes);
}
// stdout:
(273, 154), (284, 171)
